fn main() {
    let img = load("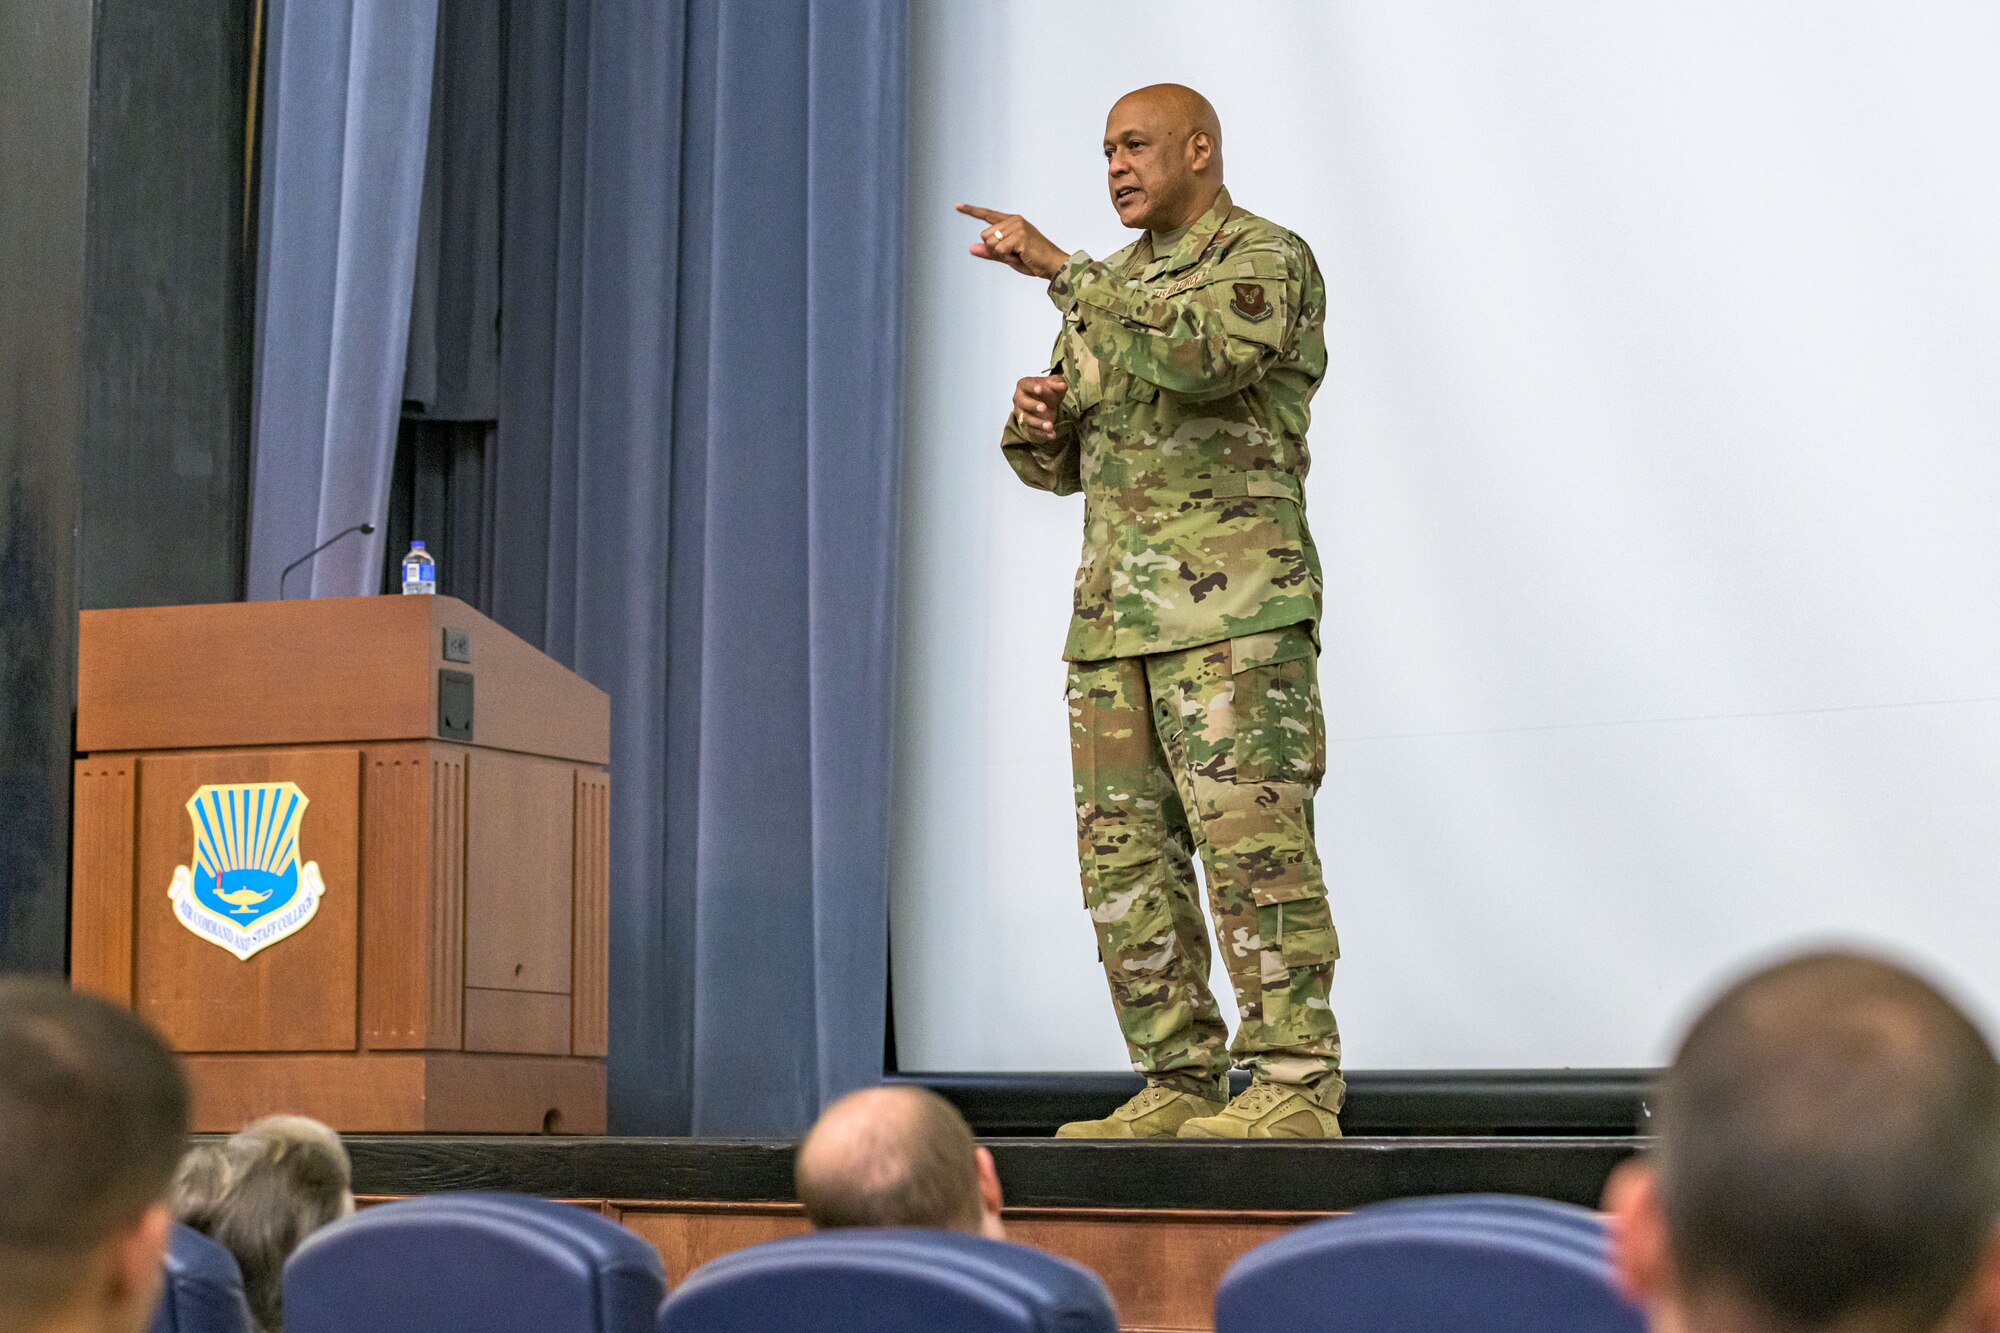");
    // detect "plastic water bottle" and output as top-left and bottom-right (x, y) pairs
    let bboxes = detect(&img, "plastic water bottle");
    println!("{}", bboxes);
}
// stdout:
(400, 540), (437, 595)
